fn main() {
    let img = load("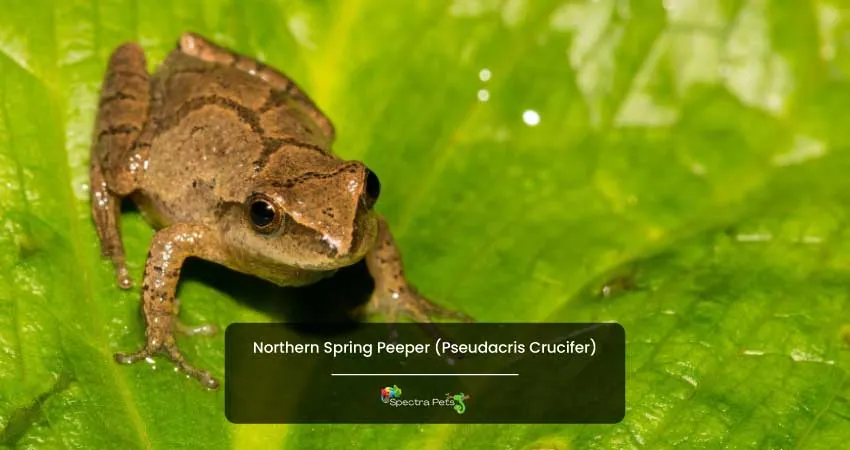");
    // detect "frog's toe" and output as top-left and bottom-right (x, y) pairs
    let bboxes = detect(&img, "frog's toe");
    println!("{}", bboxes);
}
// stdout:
(114, 339), (163, 365)
(163, 344), (220, 389)
(176, 321), (217, 336)
(195, 371), (219, 390)
(395, 289), (473, 323)
(115, 264), (133, 289)
(172, 297), (217, 336)
(406, 290), (474, 323)
(114, 348), (152, 365)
